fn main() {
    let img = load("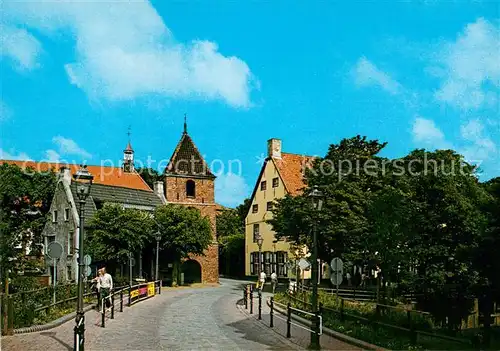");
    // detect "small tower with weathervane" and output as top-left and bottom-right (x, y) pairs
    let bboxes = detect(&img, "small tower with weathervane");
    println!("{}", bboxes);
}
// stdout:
(123, 129), (135, 173)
